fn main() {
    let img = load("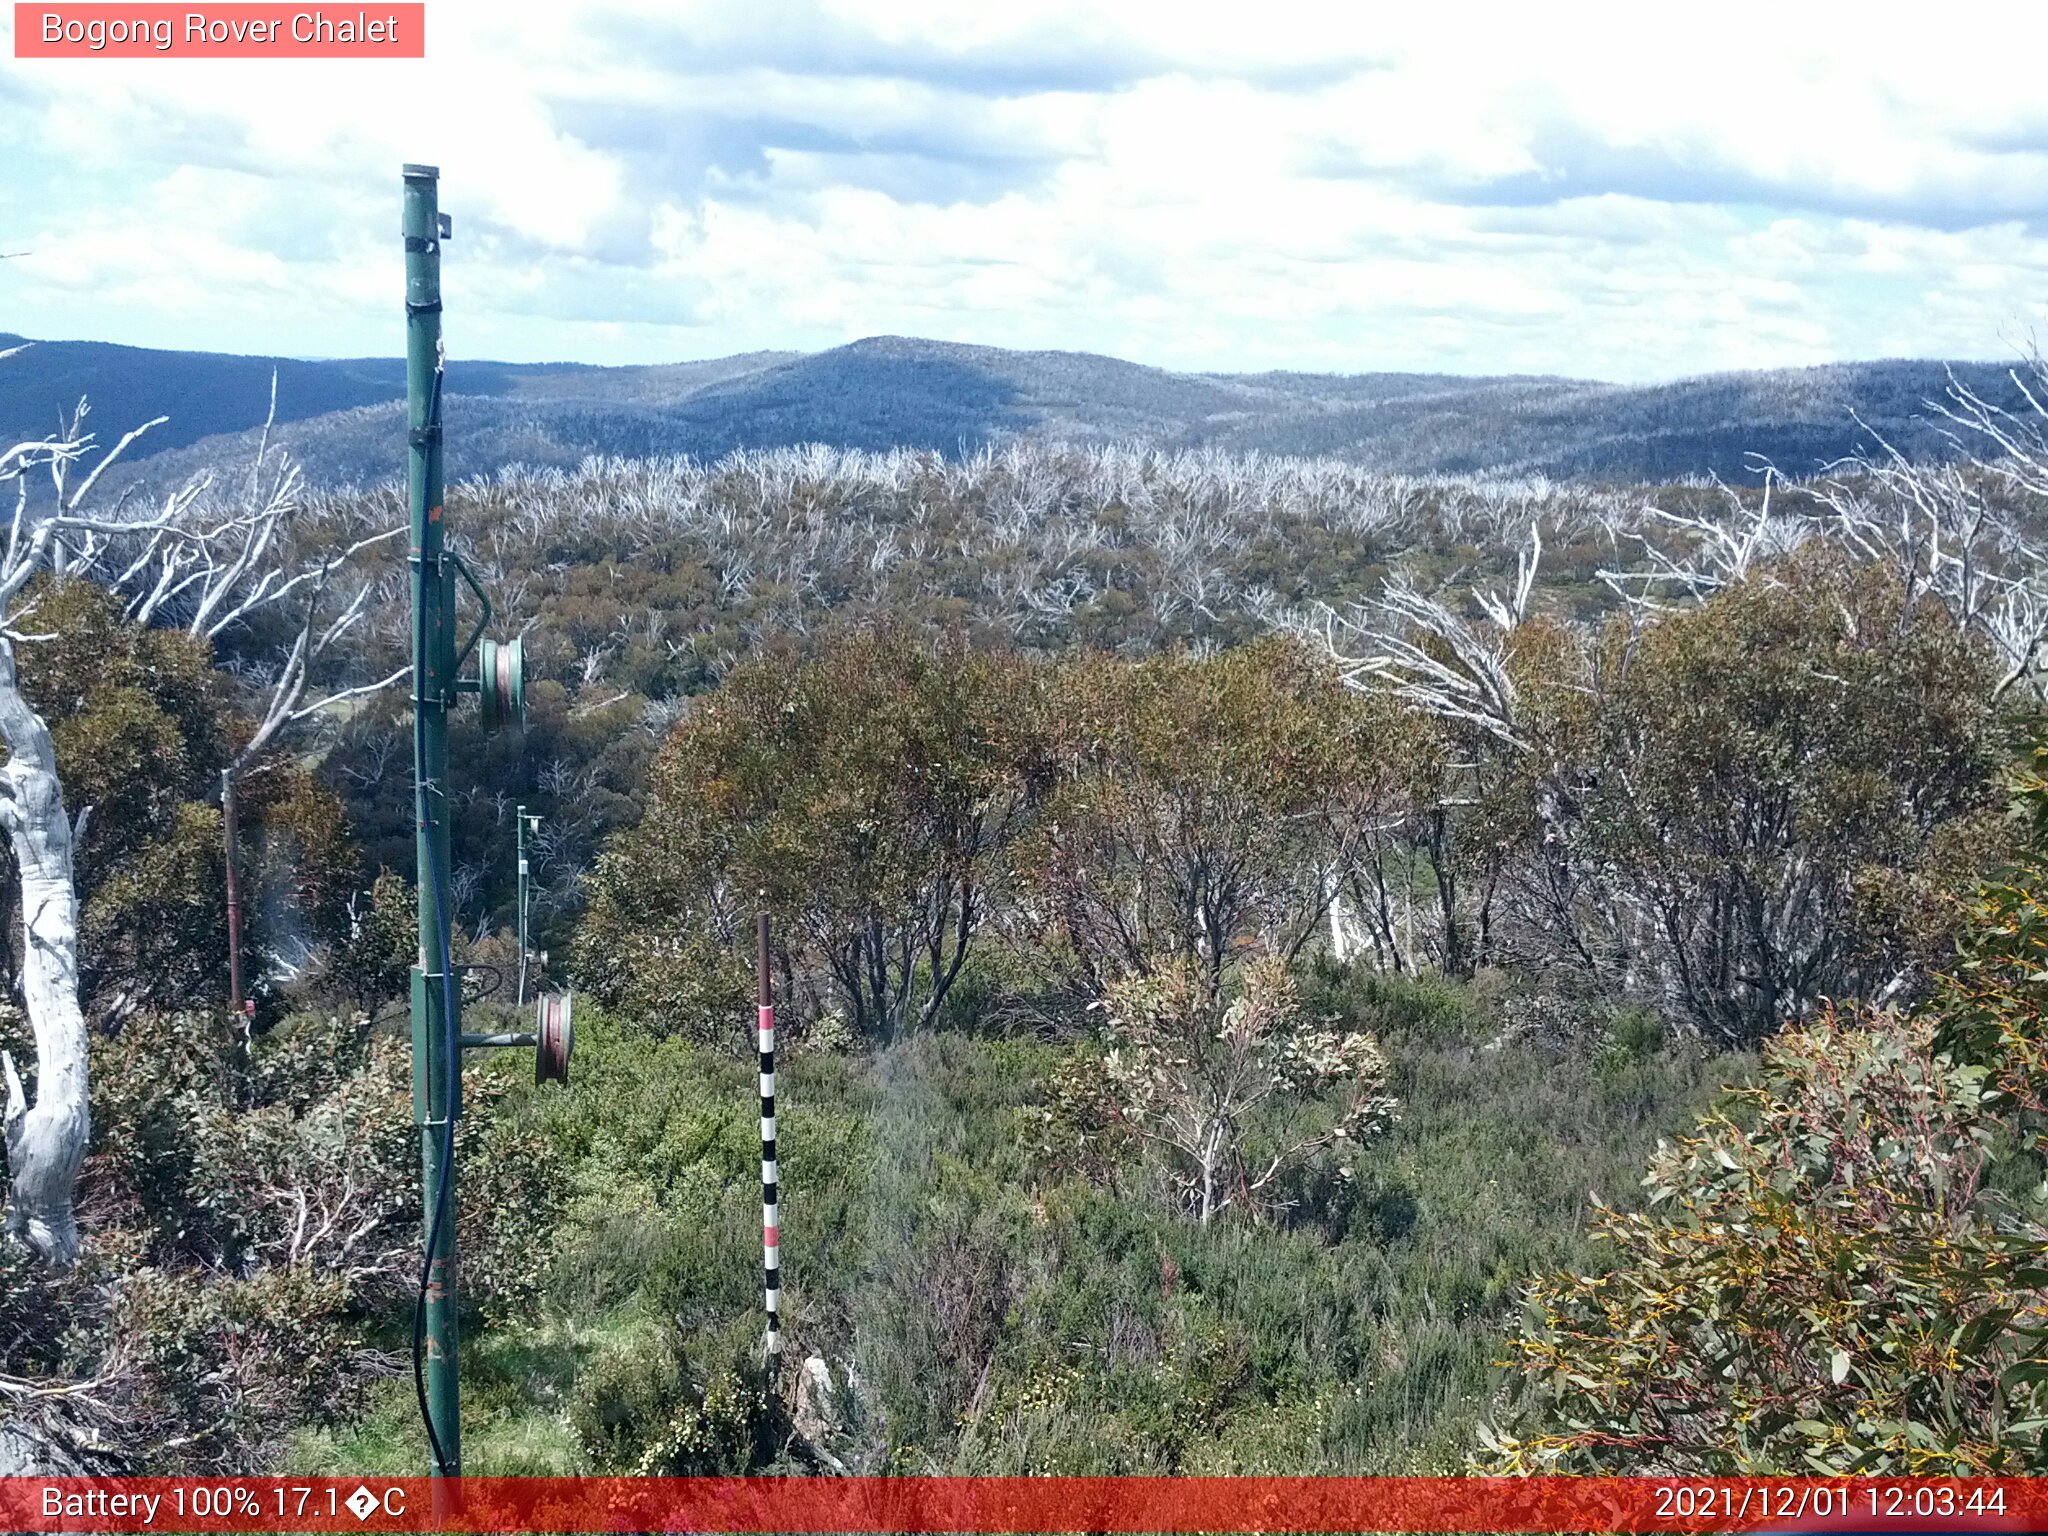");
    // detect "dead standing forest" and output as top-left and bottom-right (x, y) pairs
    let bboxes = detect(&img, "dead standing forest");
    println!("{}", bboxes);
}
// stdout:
(7, 352), (2048, 1476)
